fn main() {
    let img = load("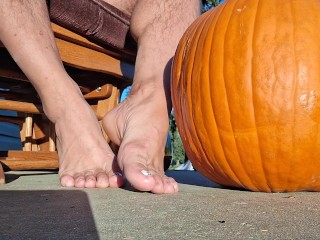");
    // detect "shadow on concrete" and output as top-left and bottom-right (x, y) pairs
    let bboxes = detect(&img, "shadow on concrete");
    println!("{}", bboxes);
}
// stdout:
(0, 190), (99, 240)
(4, 171), (58, 184)
(166, 171), (258, 192)
(166, 170), (222, 188)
